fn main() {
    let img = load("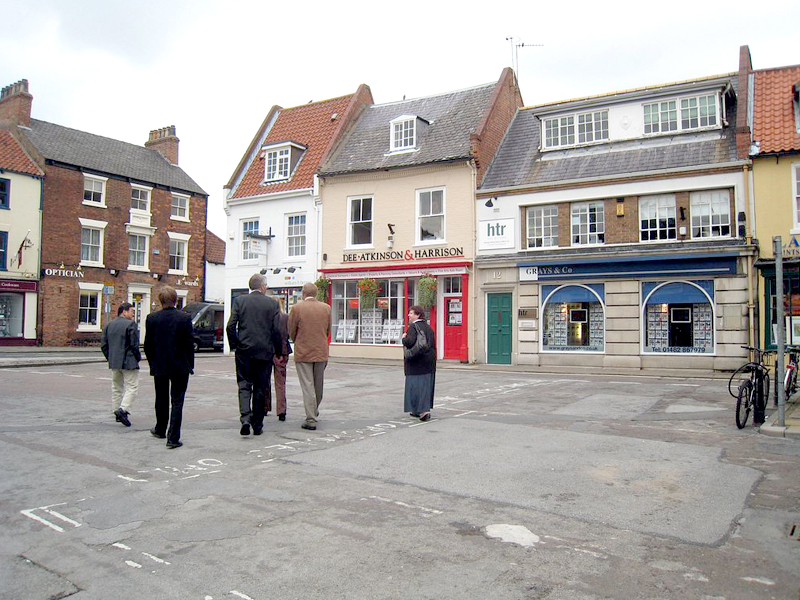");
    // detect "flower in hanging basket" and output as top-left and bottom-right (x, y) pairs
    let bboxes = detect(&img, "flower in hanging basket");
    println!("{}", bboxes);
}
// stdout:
(418, 274), (438, 308)
(314, 275), (331, 302)
(357, 277), (380, 308)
